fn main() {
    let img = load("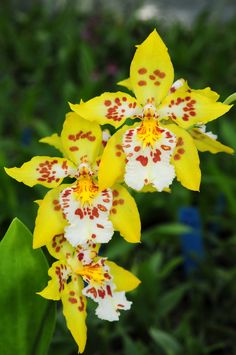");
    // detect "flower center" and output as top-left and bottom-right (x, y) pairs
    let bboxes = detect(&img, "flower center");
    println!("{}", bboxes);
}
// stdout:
(136, 102), (162, 148)
(78, 263), (107, 285)
(137, 119), (162, 148)
(73, 165), (99, 206)
(74, 175), (99, 206)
